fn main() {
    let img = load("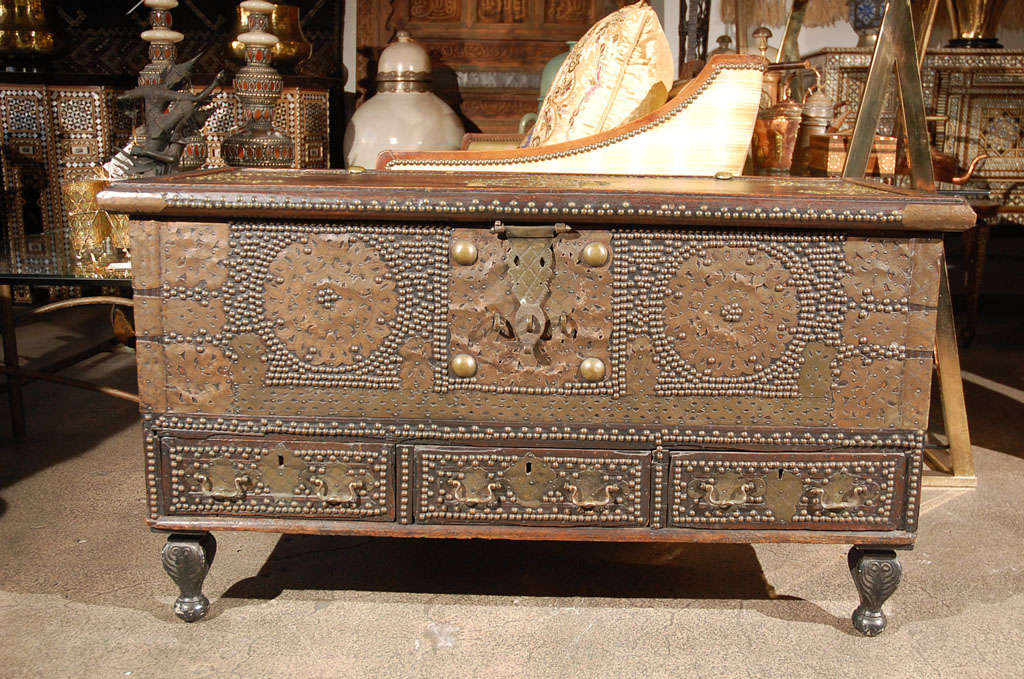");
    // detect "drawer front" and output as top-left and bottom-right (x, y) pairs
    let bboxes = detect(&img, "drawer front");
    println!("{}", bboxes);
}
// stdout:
(163, 437), (394, 520)
(414, 446), (650, 526)
(668, 451), (905, 530)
